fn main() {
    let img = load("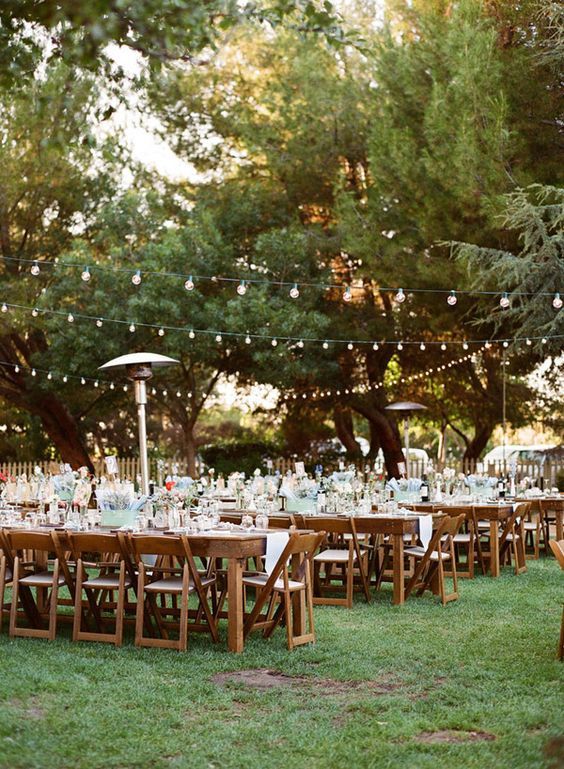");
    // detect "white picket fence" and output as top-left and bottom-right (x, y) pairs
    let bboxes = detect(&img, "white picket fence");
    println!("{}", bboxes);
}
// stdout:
(1, 455), (561, 486)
